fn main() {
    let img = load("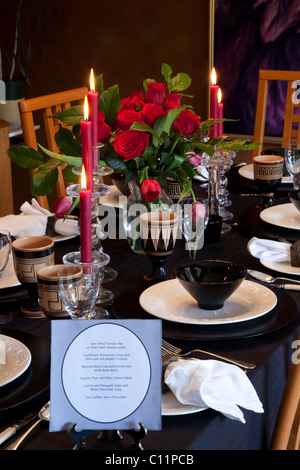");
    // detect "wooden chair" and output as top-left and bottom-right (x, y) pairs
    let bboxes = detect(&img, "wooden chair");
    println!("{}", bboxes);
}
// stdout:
(252, 70), (300, 159)
(18, 87), (88, 210)
(270, 337), (300, 450)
